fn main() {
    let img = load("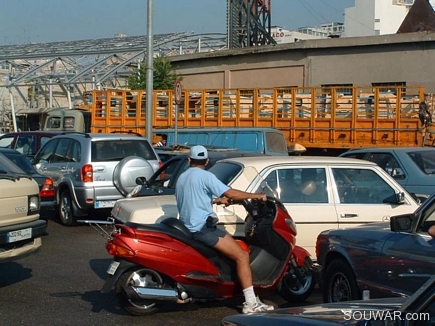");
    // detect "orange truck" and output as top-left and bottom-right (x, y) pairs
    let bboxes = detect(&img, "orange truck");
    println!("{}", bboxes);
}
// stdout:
(42, 85), (434, 154)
